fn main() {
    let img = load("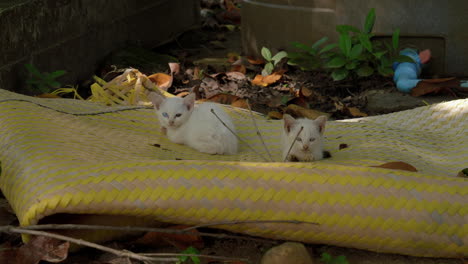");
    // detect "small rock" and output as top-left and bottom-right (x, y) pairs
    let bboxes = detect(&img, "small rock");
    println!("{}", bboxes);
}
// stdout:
(260, 242), (314, 264)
